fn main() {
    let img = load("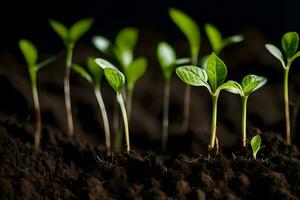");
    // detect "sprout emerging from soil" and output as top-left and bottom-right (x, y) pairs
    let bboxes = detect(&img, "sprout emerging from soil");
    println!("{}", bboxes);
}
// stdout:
(265, 32), (300, 145)
(19, 39), (56, 149)
(224, 75), (267, 147)
(251, 135), (262, 159)
(176, 53), (235, 150)
(92, 28), (147, 121)
(49, 18), (93, 137)
(169, 8), (201, 132)
(71, 57), (111, 154)
(95, 58), (130, 152)
(157, 42), (190, 151)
